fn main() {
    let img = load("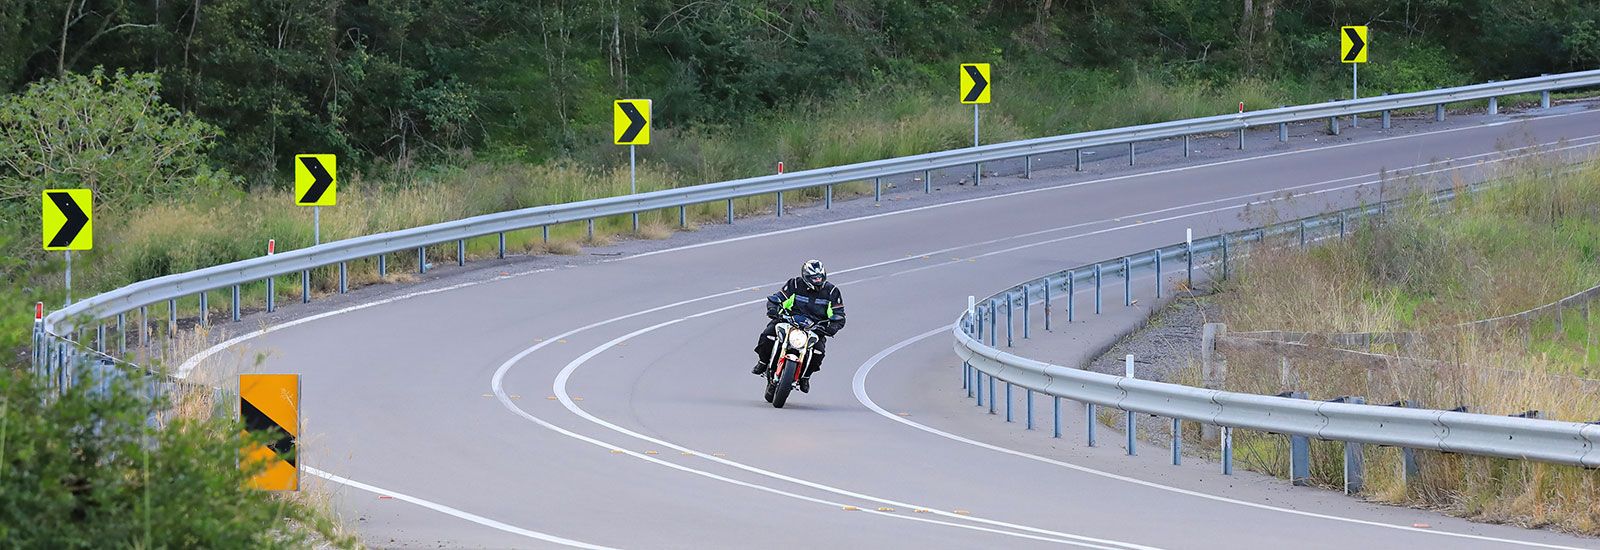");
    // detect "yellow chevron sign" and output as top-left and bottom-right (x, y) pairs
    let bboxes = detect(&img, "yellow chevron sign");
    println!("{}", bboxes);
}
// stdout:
(960, 63), (991, 104)
(240, 374), (300, 491)
(1341, 26), (1368, 63)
